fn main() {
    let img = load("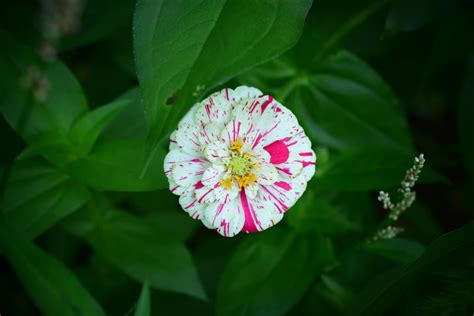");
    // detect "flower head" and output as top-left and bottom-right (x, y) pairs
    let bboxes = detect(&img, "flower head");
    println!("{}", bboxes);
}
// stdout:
(164, 86), (316, 236)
